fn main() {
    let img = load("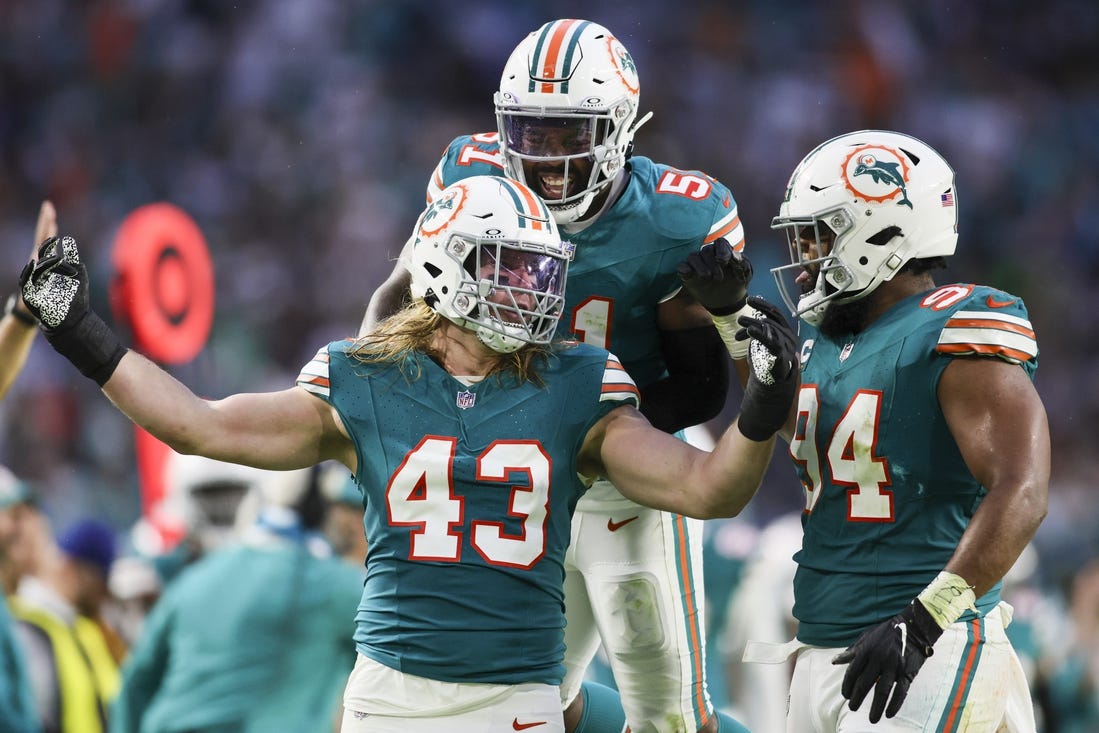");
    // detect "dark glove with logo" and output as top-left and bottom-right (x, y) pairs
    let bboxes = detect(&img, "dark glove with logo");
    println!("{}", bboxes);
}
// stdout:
(20, 236), (126, 386)
(832, 599), (944, 723)
(736, 297), (798, 441)
(675, 237), (753, 316)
